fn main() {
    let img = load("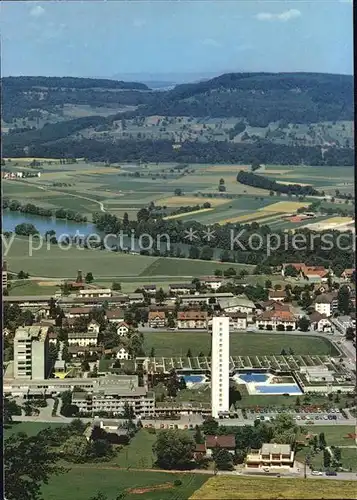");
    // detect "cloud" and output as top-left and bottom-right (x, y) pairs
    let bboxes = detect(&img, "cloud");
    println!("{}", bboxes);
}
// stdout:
(30, 5), (45, 18)
(133, 18), (146, 28)
(255, 9), (301, 22)
(201, 38), (222, 48)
